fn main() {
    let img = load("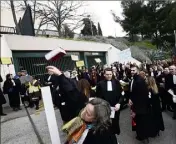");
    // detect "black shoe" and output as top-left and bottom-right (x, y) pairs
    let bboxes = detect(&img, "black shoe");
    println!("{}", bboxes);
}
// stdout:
(18, 107), (22, 110)
(167, 106), (174, 112)
(161, 108), (166, 112)
(0, 113), (7, 116)
(136, 136), (144, 141)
